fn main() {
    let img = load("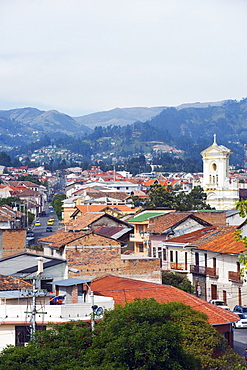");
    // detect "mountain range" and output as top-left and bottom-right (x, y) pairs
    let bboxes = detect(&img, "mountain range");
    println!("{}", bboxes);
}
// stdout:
(0, 99), (246, 167)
